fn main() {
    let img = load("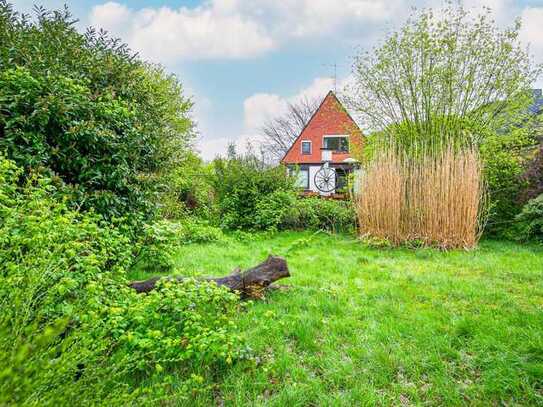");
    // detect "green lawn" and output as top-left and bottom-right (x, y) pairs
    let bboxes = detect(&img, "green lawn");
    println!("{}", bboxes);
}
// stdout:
(130, 232), (543, 406)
